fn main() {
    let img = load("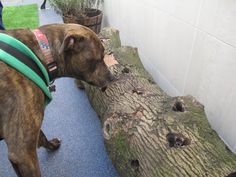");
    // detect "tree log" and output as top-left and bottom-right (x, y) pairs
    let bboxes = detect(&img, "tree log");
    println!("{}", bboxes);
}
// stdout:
(81, 27), (236, 177)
